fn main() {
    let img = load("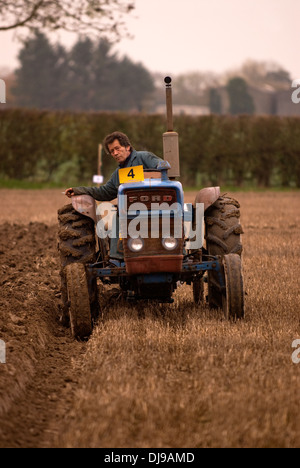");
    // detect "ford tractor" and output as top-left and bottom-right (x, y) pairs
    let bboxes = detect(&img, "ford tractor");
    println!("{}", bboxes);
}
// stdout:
(57, 77), (244, 339)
